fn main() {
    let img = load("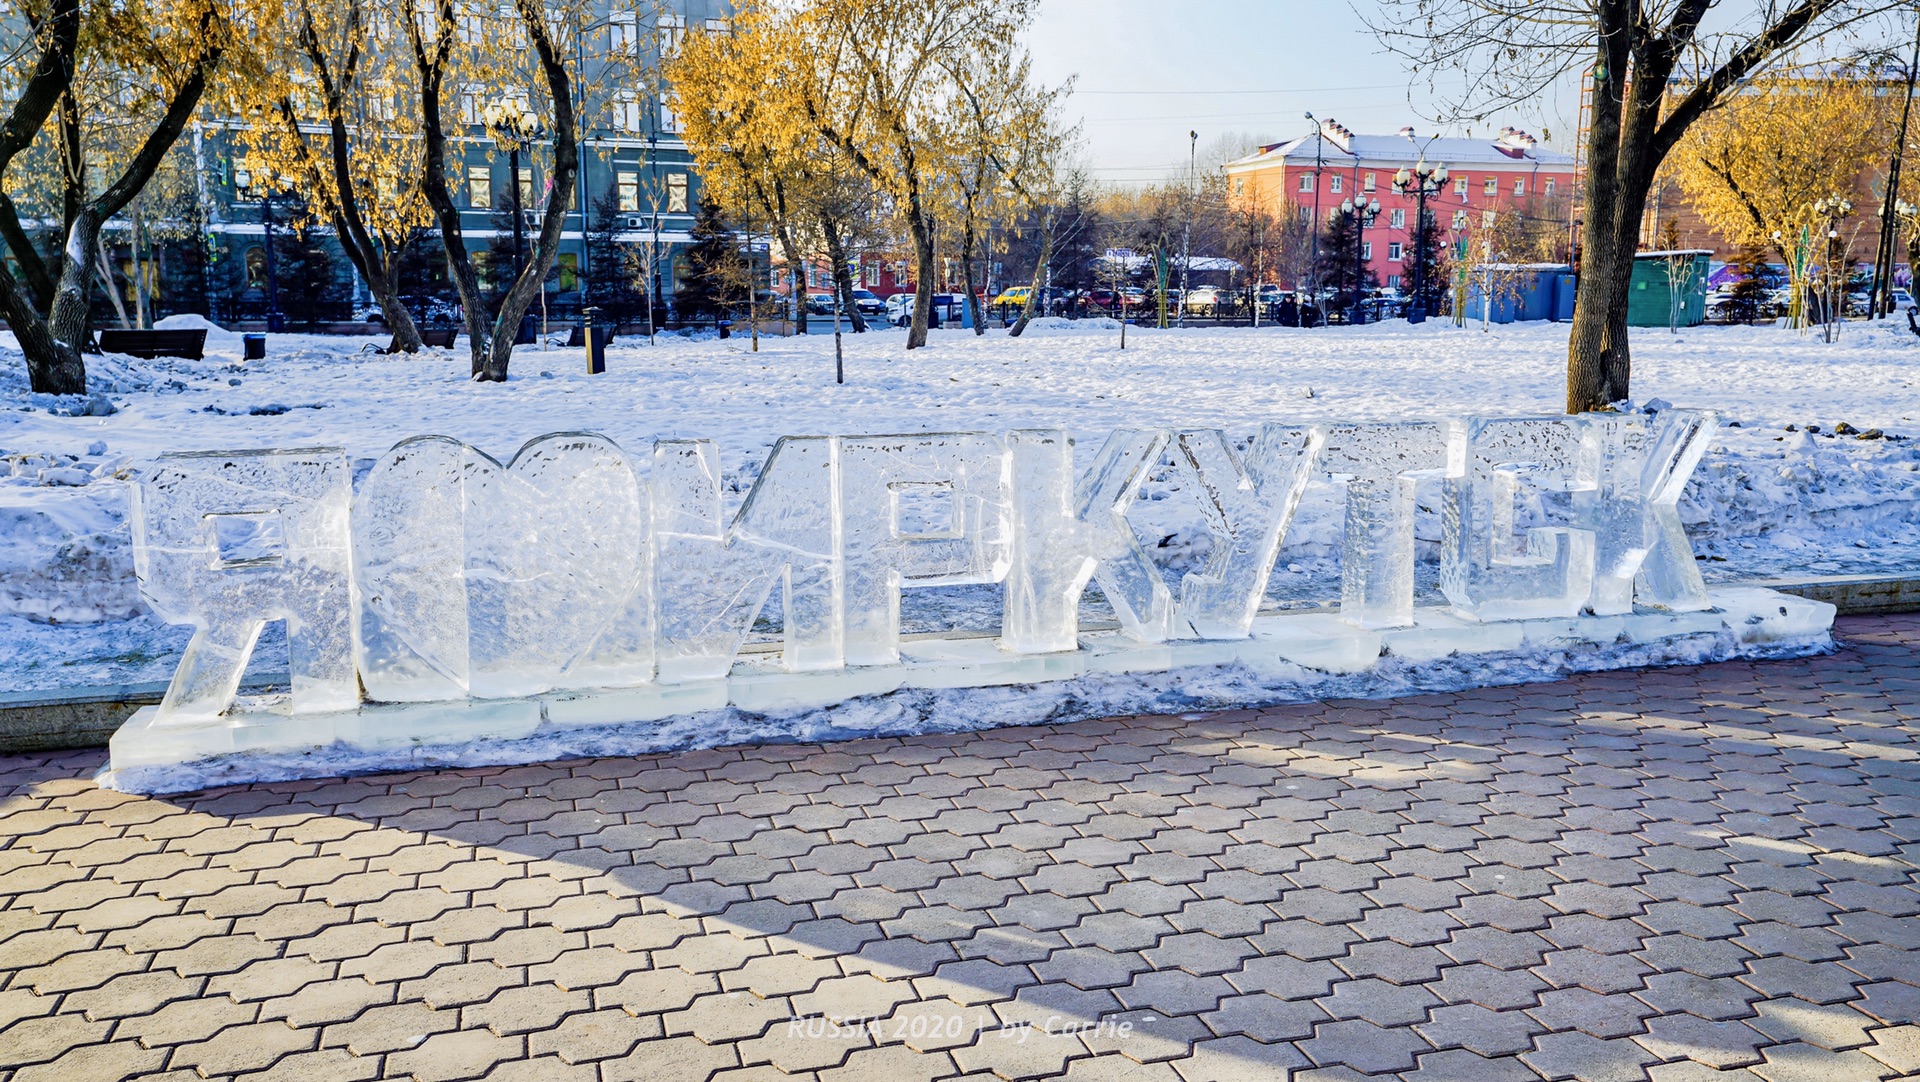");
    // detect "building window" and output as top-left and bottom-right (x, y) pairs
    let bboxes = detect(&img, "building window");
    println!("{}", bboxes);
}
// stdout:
(1544, 179), (1556, 198)
(610, 12), (636, 53)
(558, 252), (578, 292)
(704, 17), (729, 32)
(1299, 173), (1314, 193)
(666, 172), (688, 213)
(659, 93), (678, 133)
(518, 168), (533, 206)
(468, 166), (491, 209)
(460, 84), (482, 124)
(659, 13), (685, 56)
(1482, 210), (1497, 229)
(1454, 175), (1468, 196)
(244, 247), (267, 289)
(1363, 172), (1375, 192)
(1483, 177), (1498, 196)
(1452, 209), (1468, 229)
(1330, 174), (1343, 194)
(1233, 177), (1245, 196)
(1390, 208), (1405, 229)
(1387, 274), (1402, 288)
(1361, 241), (1372, 260)
(618, 171), (639, 212)
(1388, 241), (1403, 261)
(1513, 179), (1526, 196)
(612, 92), (642, 133)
